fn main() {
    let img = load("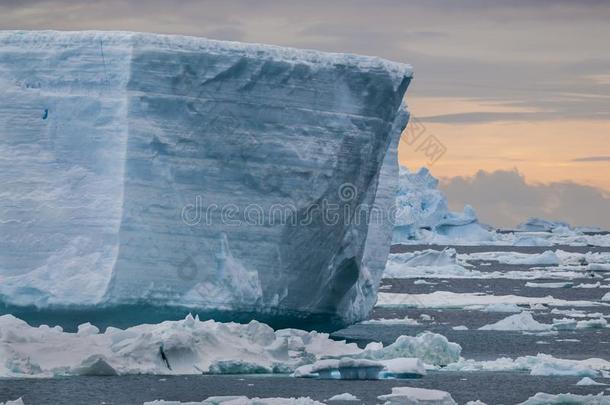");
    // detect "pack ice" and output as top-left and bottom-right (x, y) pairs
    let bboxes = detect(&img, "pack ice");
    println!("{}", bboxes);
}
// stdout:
(0, 31), (412, 325)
